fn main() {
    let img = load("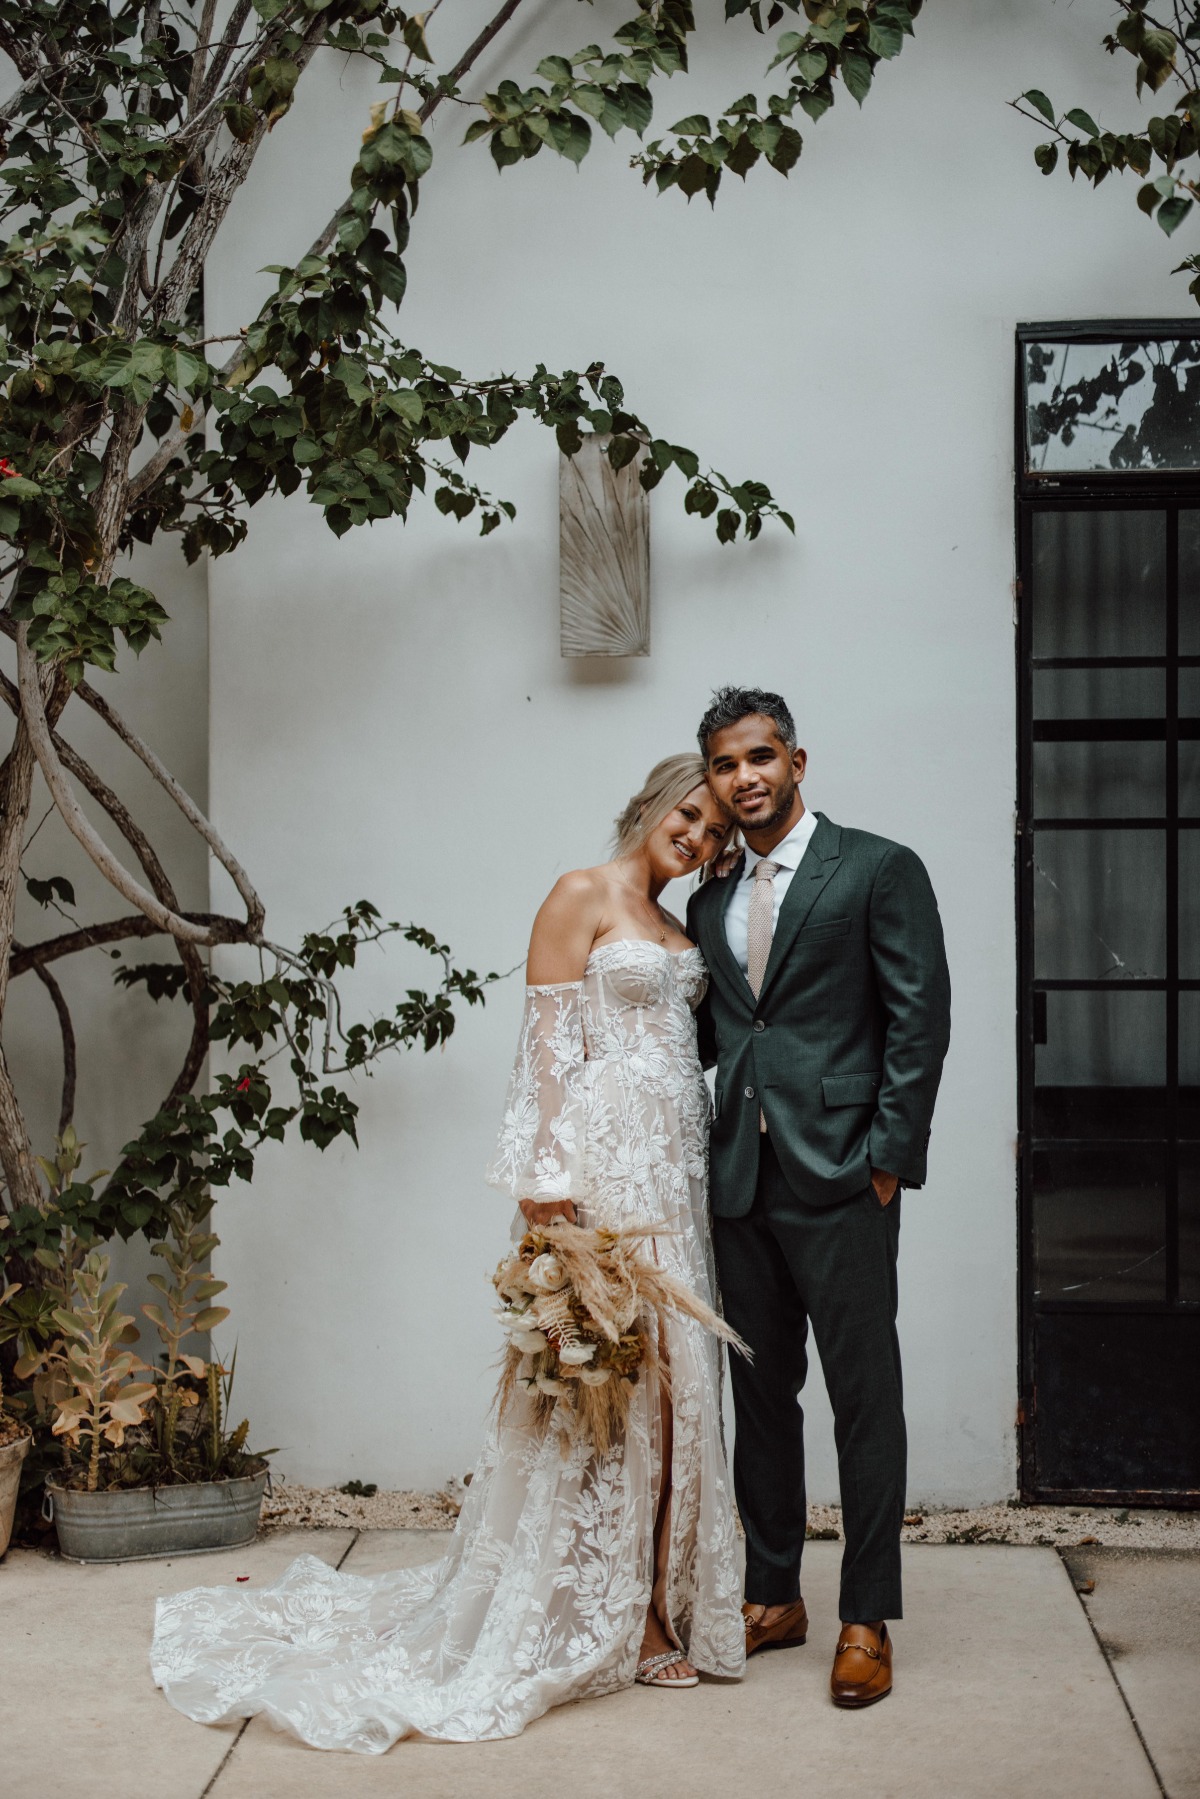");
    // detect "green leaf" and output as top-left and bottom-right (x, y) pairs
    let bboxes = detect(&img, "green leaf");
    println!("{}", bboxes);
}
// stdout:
(25, 874), (76, 909)
(1022, 89), (1055, 125)
(1034, 142), (1059, 176)
(768, 124), (803, 175)
(1157, 194), (1193, 235)
(222, 101), (258, 143)
(1064, 108), (1100, 136)
(560, 115), (592, 165)
(840, 52), (873, 105)
(671, 114), (712, 136)
(402, 14), (433, 62)
(867, 20), (904, 58)
(536, 55), (573, 84)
